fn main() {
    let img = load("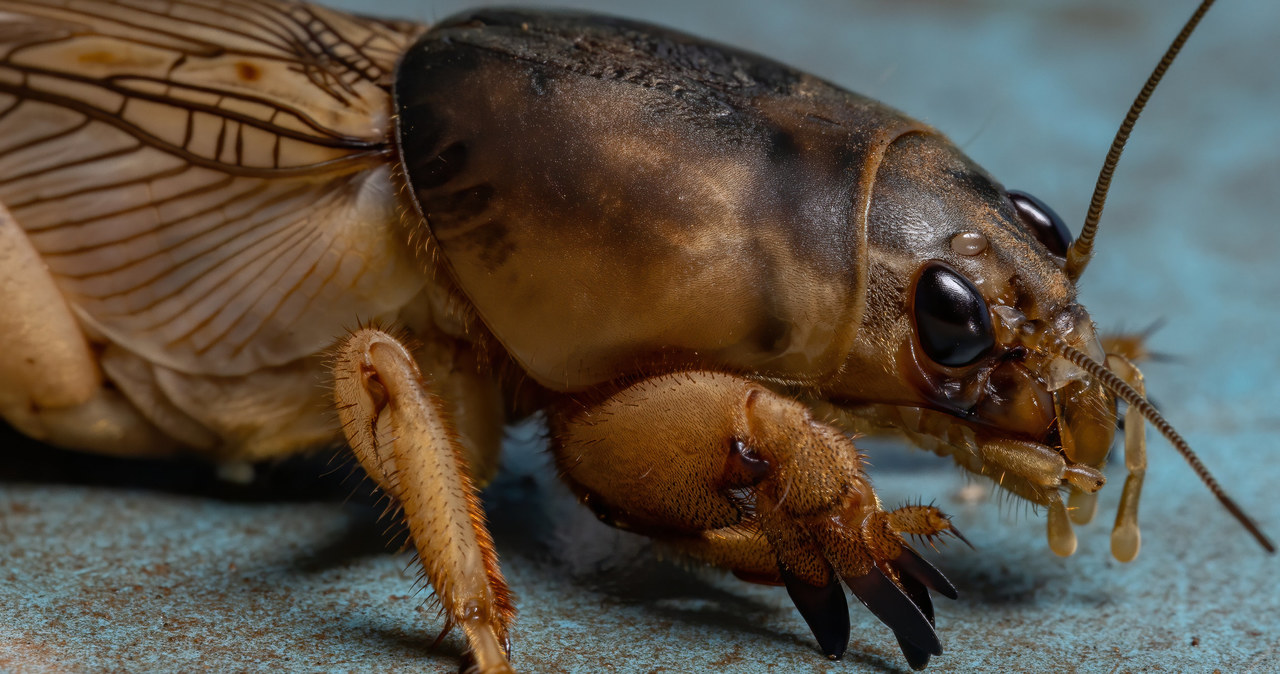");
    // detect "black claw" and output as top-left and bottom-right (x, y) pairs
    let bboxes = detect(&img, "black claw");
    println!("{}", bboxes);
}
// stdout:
(894, 572), (935, 670)
(895, 634), (933, 670)
(845, 567), (942, 656)
(897, 569), (935, 625)
(780, 567), (850, 660)
(891, 547), (957, 600)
